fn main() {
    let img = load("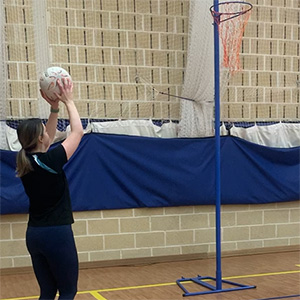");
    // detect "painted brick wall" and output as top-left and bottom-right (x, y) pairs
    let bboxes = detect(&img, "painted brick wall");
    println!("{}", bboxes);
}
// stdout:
(1, 201), (299, 269)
